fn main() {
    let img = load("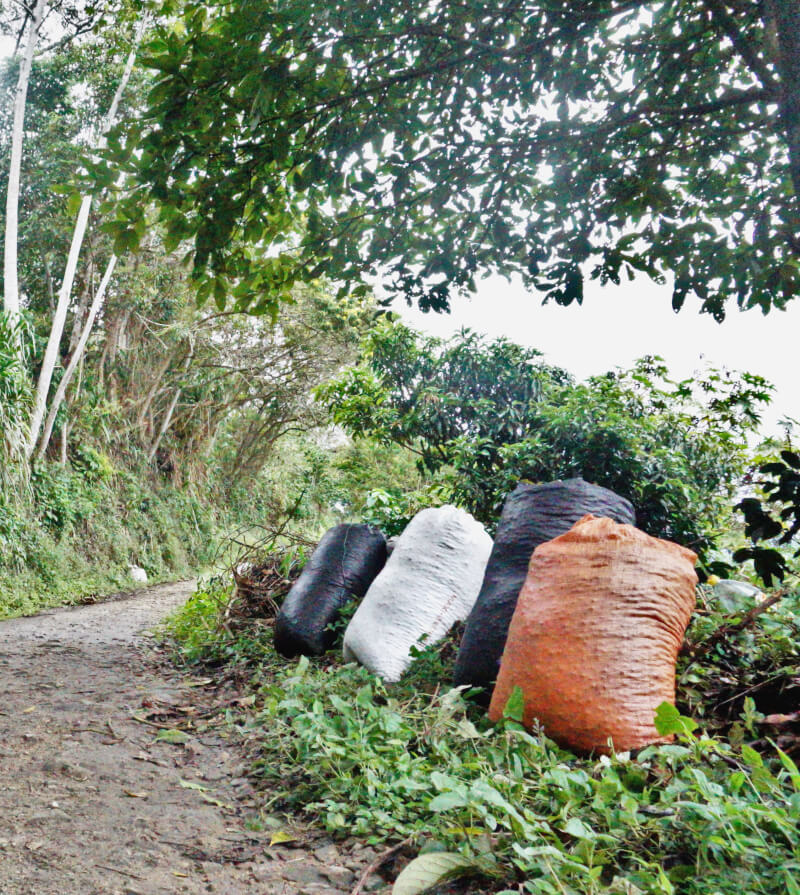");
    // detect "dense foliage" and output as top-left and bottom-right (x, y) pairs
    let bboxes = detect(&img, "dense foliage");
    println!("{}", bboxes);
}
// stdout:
(163, 567), (800, 895)
(105, 0), (800, 318)
(0, 15), (382, 615)
(319, 320), (772, 558)
(735, 449), (800, 585)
